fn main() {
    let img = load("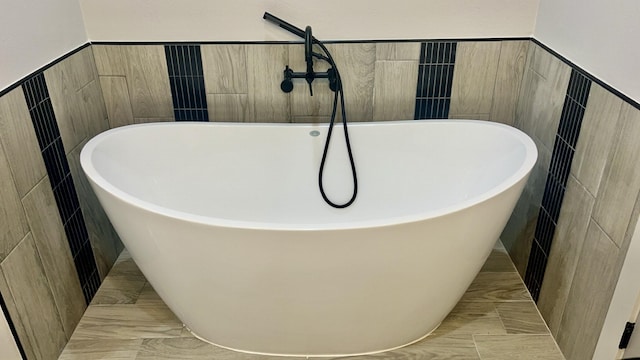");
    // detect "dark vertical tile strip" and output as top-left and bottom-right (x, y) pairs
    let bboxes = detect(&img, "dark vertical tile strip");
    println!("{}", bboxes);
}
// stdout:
(414, 41), (457, 120)
(0, 292), (28, 359)
(524, 69), (592, 301)
(22, 73), (100, 304)
(165, 44), (209, 121)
